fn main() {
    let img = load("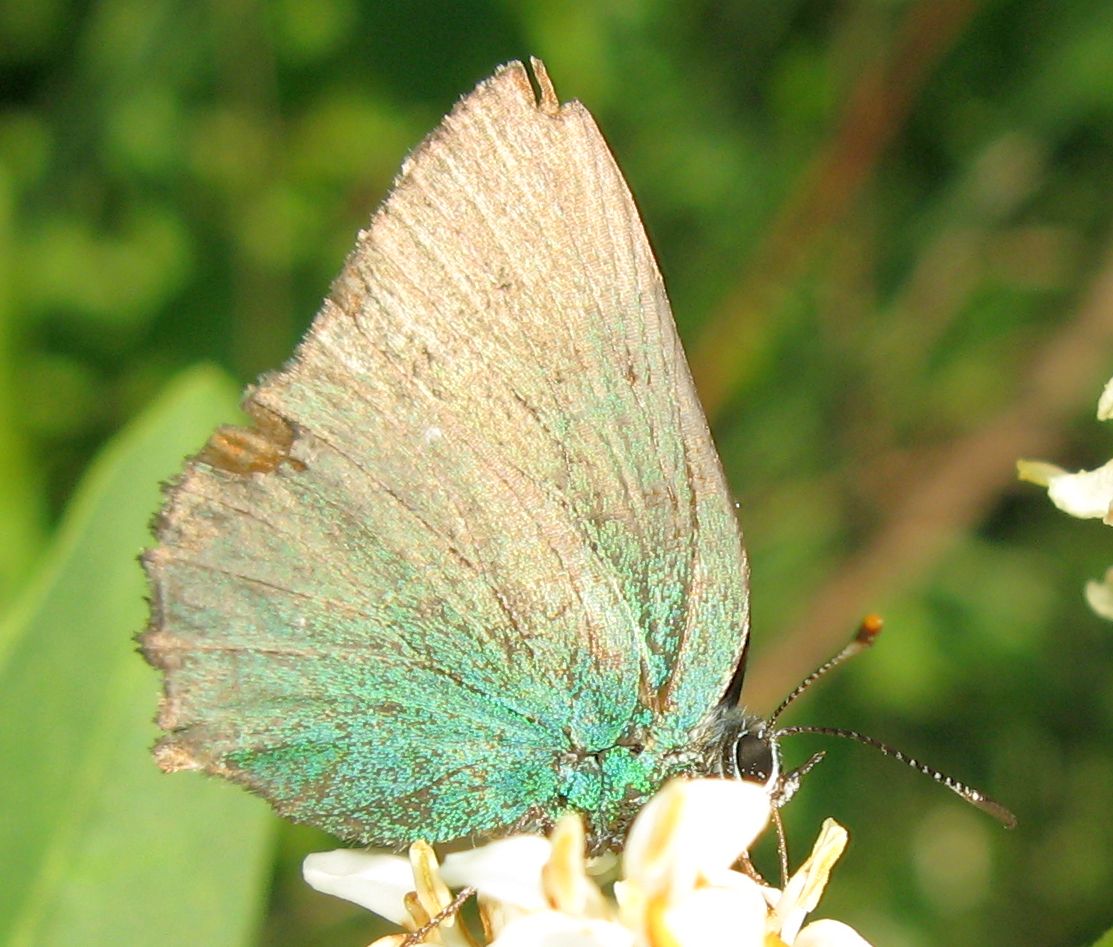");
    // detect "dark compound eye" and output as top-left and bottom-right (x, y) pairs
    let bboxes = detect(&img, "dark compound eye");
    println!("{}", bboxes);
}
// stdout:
(733, 730), (776, 786)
